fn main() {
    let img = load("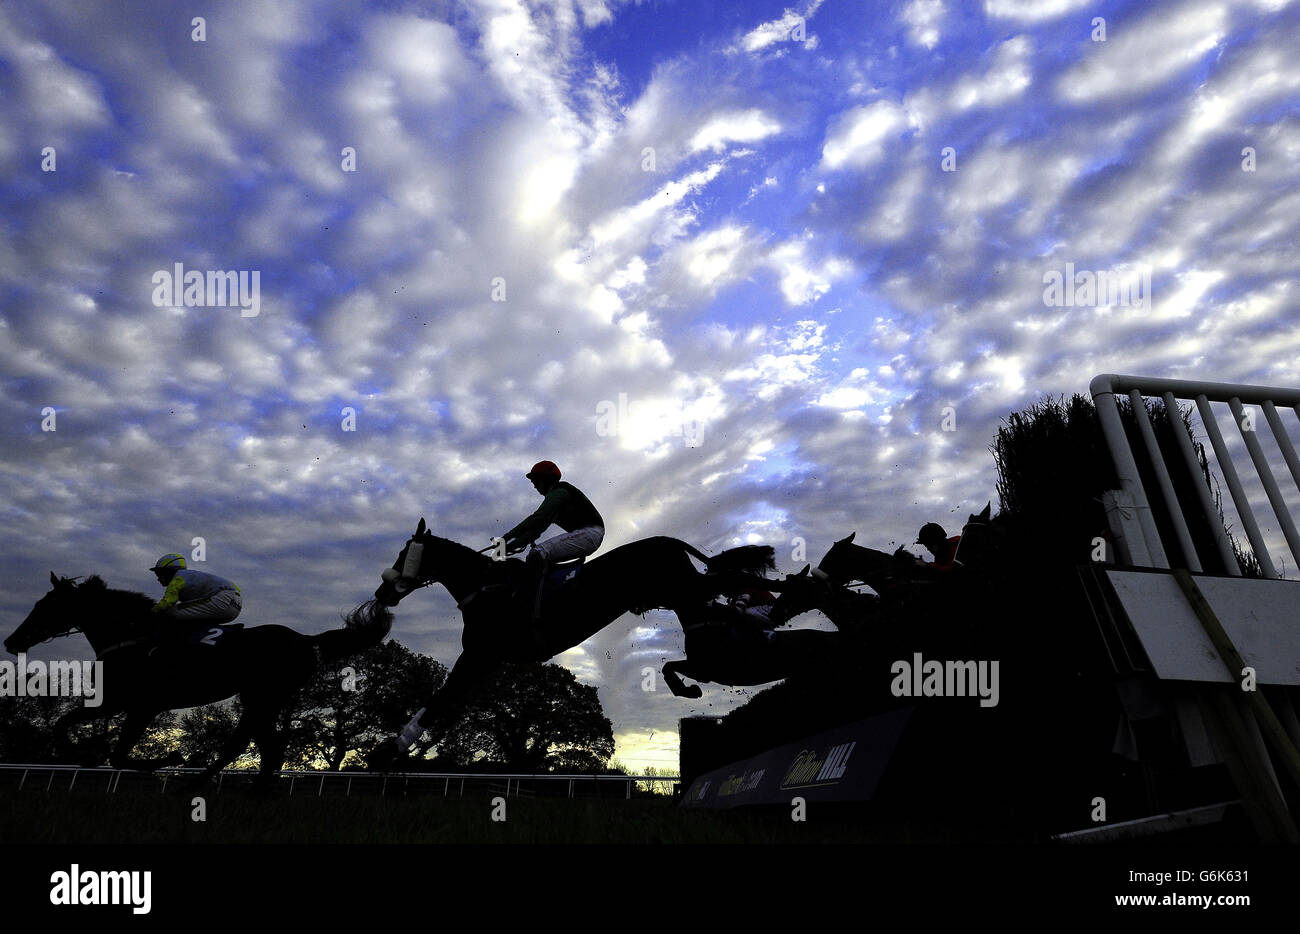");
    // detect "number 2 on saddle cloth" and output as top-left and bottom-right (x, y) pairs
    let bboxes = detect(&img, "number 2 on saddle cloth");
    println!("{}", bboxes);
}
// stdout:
(152, 622), (244, 652)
